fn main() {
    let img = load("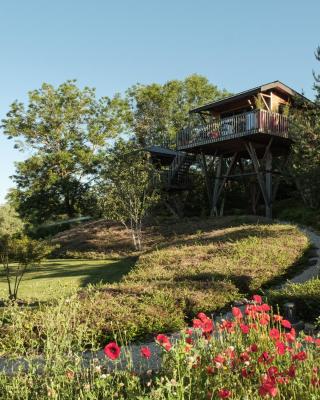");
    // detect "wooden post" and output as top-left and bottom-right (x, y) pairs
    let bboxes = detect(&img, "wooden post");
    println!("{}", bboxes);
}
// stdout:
(211, 155), (222, 216)
(265, 150), (273, 219)
(201, 152), (213, 204)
